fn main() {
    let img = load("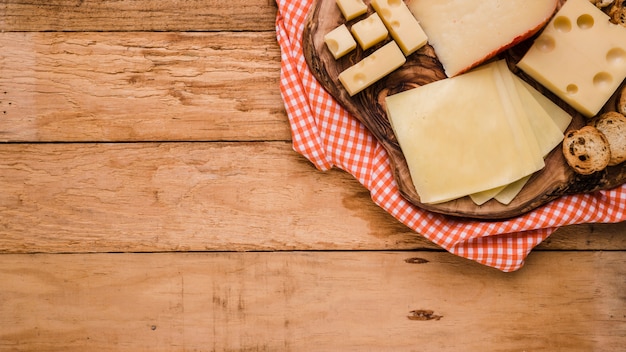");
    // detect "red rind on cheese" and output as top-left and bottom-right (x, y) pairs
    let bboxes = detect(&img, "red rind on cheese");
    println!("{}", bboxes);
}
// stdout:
(408, 0), (559, 77)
